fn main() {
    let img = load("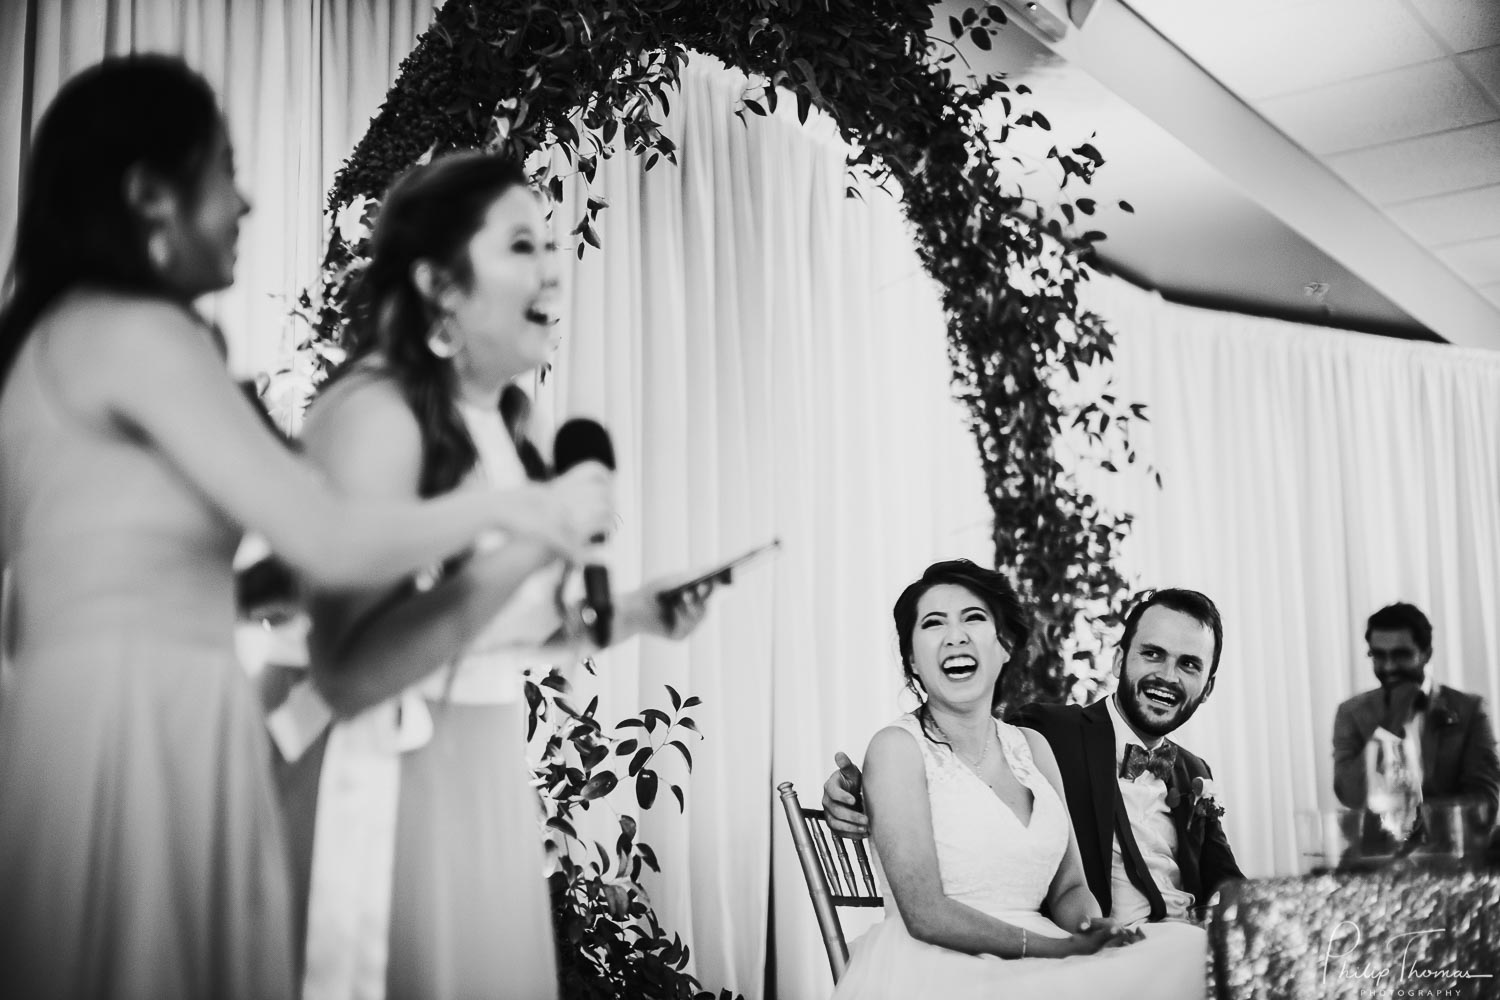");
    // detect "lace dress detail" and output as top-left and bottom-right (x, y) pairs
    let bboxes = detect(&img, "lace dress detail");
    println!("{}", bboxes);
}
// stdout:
(893, 714), (1066, 922)
(832, 713), (1206, 1000)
